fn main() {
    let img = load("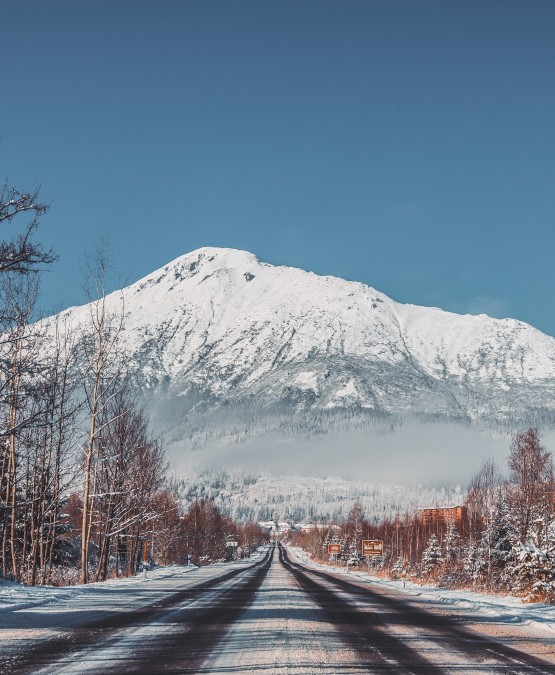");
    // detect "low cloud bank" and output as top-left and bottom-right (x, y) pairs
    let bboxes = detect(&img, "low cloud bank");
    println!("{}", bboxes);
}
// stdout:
(167, 422), (555, 486)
